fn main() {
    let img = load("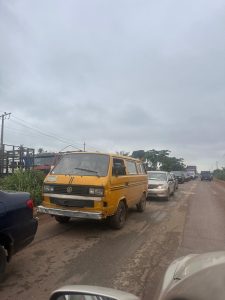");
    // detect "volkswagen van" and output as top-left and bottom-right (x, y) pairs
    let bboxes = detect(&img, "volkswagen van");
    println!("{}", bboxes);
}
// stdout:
(38, 152), (147, 229)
